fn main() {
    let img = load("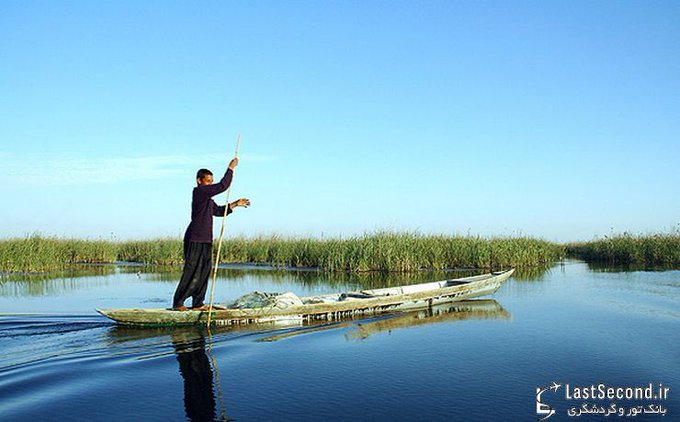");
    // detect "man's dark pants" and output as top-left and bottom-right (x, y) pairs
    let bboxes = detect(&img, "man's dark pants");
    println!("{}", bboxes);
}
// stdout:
(173, 242), (212, 308)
